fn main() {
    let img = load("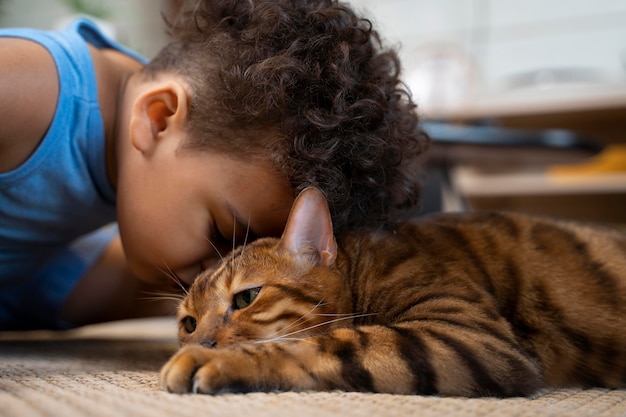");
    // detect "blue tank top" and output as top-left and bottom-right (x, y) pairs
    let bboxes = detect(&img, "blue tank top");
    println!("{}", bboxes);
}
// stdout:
(0, 19), (146, 327)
